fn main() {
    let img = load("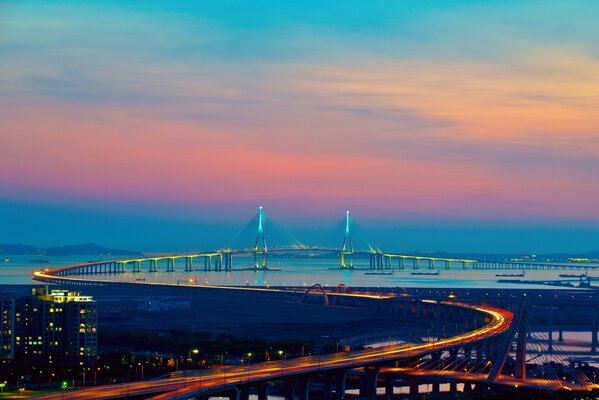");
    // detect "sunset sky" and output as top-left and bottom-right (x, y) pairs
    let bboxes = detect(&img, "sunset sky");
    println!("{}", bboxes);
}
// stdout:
(1, 1), (599, 253)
